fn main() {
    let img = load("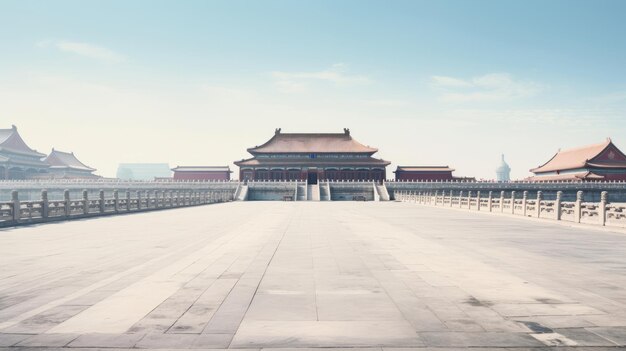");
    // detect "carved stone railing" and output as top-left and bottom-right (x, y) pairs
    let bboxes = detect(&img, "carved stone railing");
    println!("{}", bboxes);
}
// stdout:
(0, 188), (234, 228)
(395, 190), (626, 229)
